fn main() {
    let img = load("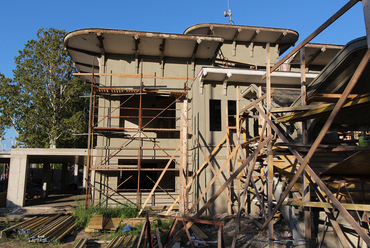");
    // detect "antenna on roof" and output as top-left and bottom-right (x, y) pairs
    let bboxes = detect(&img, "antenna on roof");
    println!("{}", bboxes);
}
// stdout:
(224, 0), (233, 24)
